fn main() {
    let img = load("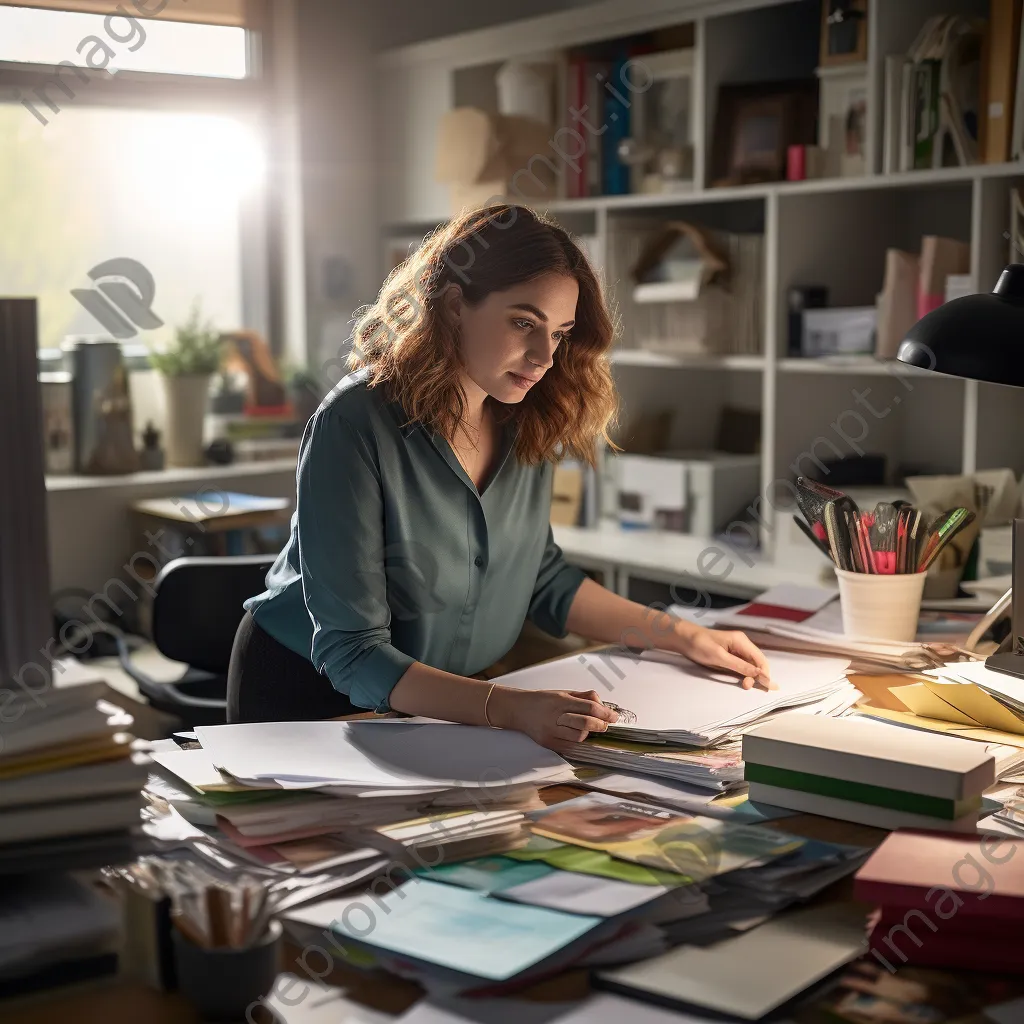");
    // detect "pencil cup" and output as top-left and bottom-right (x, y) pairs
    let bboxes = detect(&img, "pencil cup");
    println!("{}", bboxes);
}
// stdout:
(172, 919), (282, 1021)
(834, 567), (927, 642)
